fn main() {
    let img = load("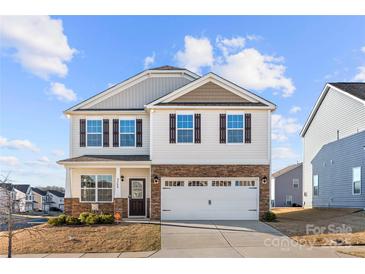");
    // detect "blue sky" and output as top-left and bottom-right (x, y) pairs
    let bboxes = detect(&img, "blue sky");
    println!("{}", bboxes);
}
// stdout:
(1, 16), (365, 187)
